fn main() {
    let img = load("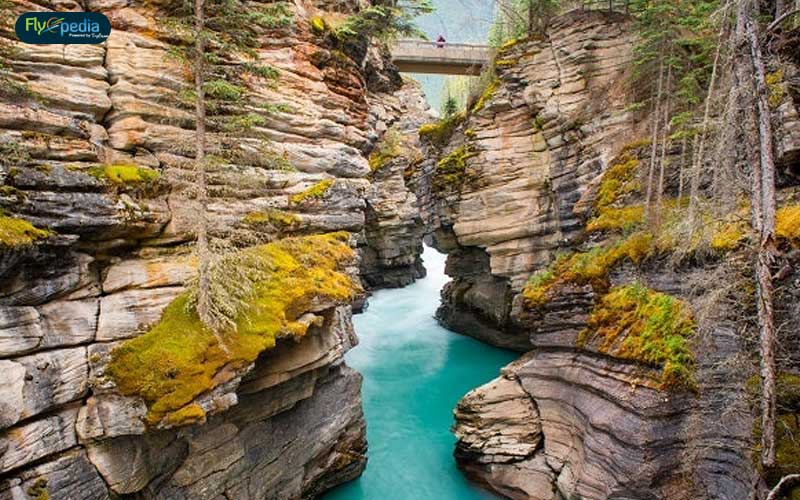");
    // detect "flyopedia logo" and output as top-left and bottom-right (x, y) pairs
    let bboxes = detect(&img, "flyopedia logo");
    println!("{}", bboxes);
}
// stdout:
(15, 12), (110, 44)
